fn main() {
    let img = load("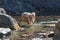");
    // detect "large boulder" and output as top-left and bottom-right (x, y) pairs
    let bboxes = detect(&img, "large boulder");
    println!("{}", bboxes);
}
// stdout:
(0, 8), (20, 30)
